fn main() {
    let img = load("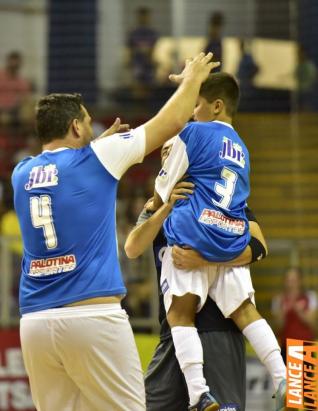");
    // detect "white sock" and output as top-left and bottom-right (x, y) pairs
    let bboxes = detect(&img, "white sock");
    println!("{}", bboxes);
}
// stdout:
(243, 319), (286, 391)
(171, 326), (209, 405)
